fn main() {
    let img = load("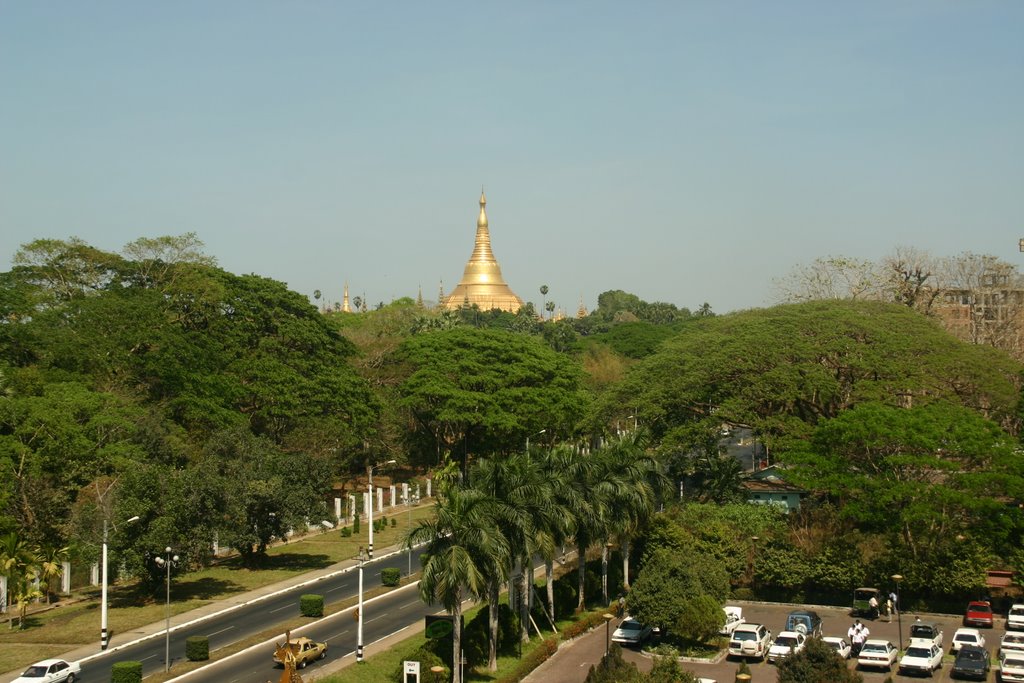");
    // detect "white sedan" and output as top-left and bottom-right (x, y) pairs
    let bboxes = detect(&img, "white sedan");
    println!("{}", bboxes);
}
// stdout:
(767, 630), (806, 663)
(898, 639), (943, 676)
(952, 627), (986, 652)
(1003, 631), (1024, 657)
(1001, 652), (1024, 683)
(857, 639), (898, 671)
(823, 636), (852, 659)
(12, 659), (81, 683)
(611, 616), (652, 645)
